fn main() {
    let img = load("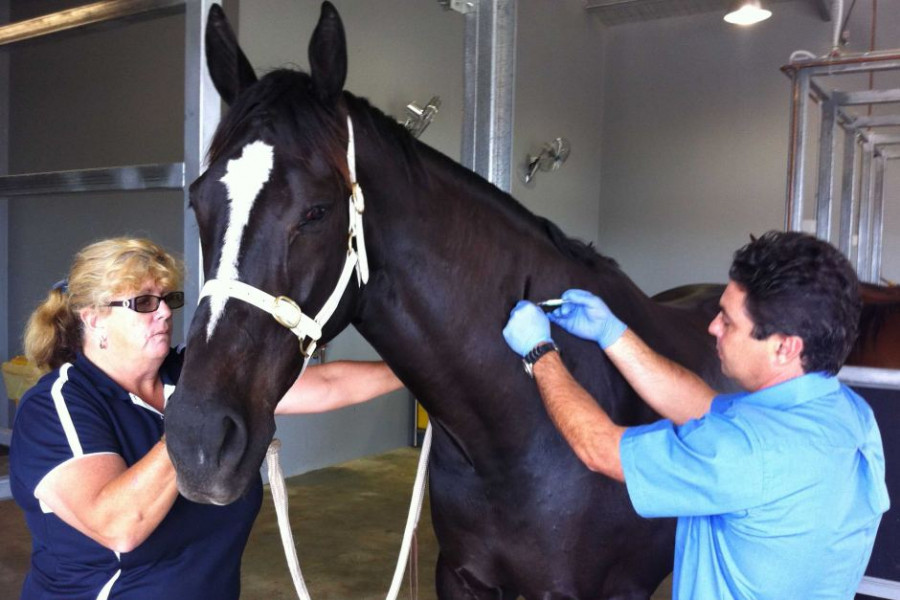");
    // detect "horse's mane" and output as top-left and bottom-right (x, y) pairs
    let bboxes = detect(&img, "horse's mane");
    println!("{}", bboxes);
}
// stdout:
(208, 67), (618, 273)
(538, 217), (619, 270)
